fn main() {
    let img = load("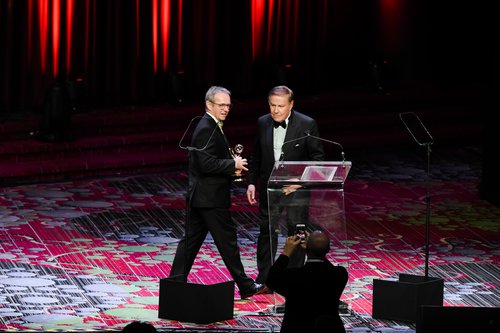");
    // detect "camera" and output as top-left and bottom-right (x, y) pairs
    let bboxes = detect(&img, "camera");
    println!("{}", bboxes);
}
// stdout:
(295, 224), (306, 243)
